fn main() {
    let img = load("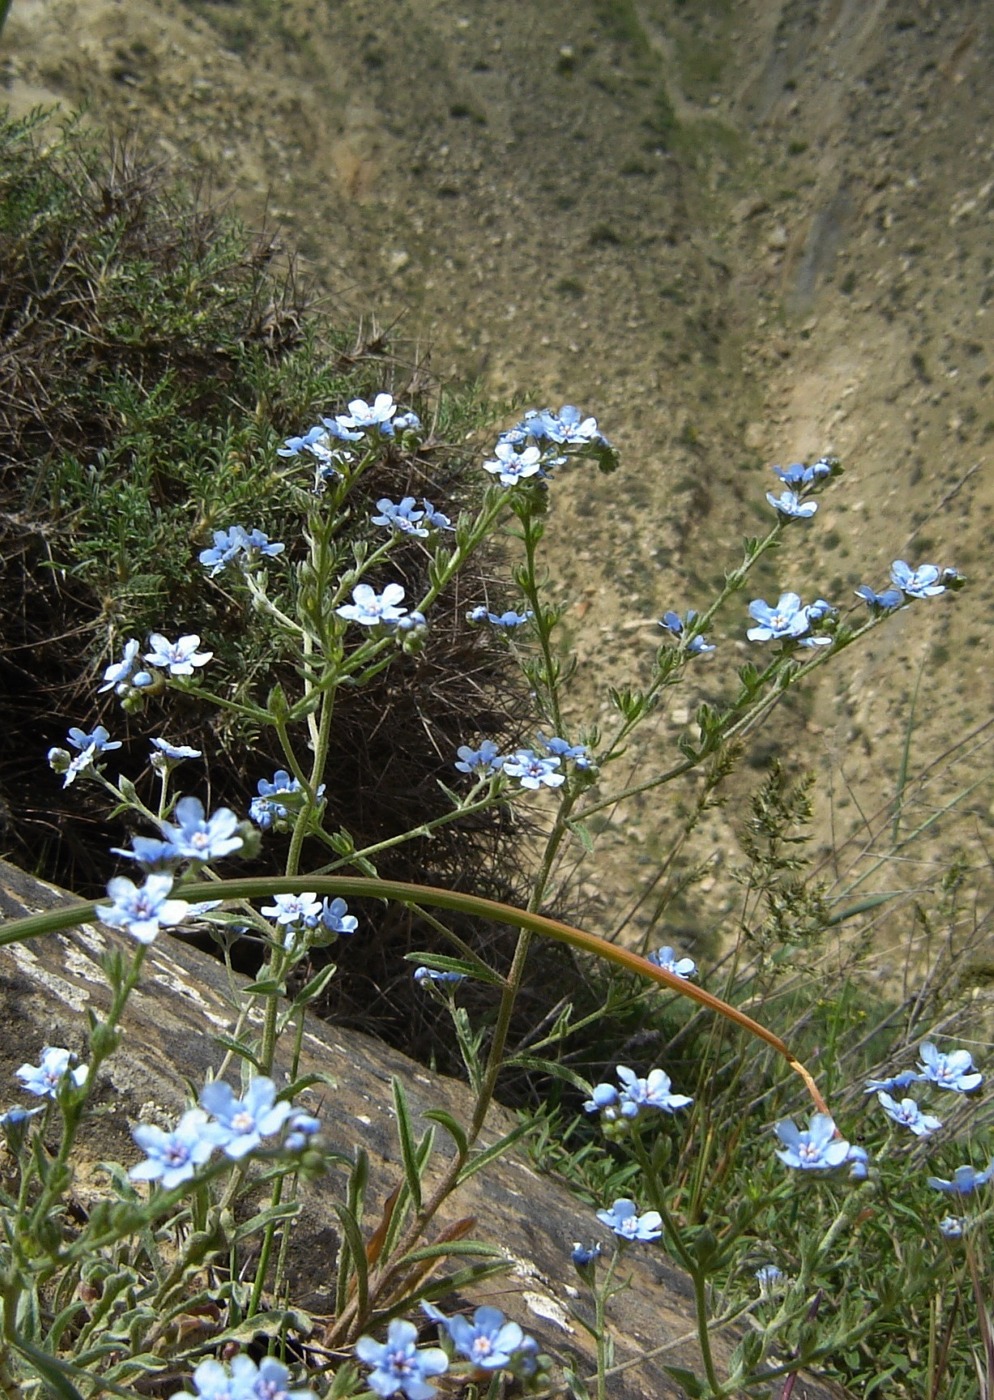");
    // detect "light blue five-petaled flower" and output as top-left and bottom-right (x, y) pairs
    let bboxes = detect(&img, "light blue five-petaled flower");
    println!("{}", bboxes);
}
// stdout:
(747, 593), (831, 647)
(170, 1353), (316, 1400)
(422, 1303), (527, 1371)
(96, 873), (191, 944)
(199, 1077), (293, 1159)
(766, 488), (818, 519)
(926, 1162), (993, 1196)
(890, 560), (946, 599)
(877, 1092), (941, 1137)
(144, 633), (213, 676)
(336, 583), (408, 627)
(355, 1318), (448, 1399)
(774, 1113), (852, 1170)
(16, 1046), (88, 1098)
(917, 1041), (983, 1092)
(596, 1198), (663, 1242)
(157, 796), (243, 863)
(130, 1108), (223, 1189)
(483, 441), (544, 486)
